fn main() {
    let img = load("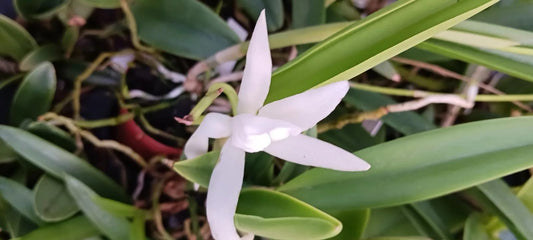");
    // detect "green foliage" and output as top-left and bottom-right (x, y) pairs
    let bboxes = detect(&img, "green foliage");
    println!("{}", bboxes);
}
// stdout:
(0, 15), (37, 60)
(131, 0), (241, 60)
(10, 62), (56, 126)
